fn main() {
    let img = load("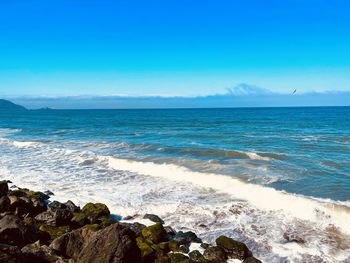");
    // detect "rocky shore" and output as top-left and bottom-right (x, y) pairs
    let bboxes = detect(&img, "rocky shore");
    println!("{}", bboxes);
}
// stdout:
(0, 180), (261, 263)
